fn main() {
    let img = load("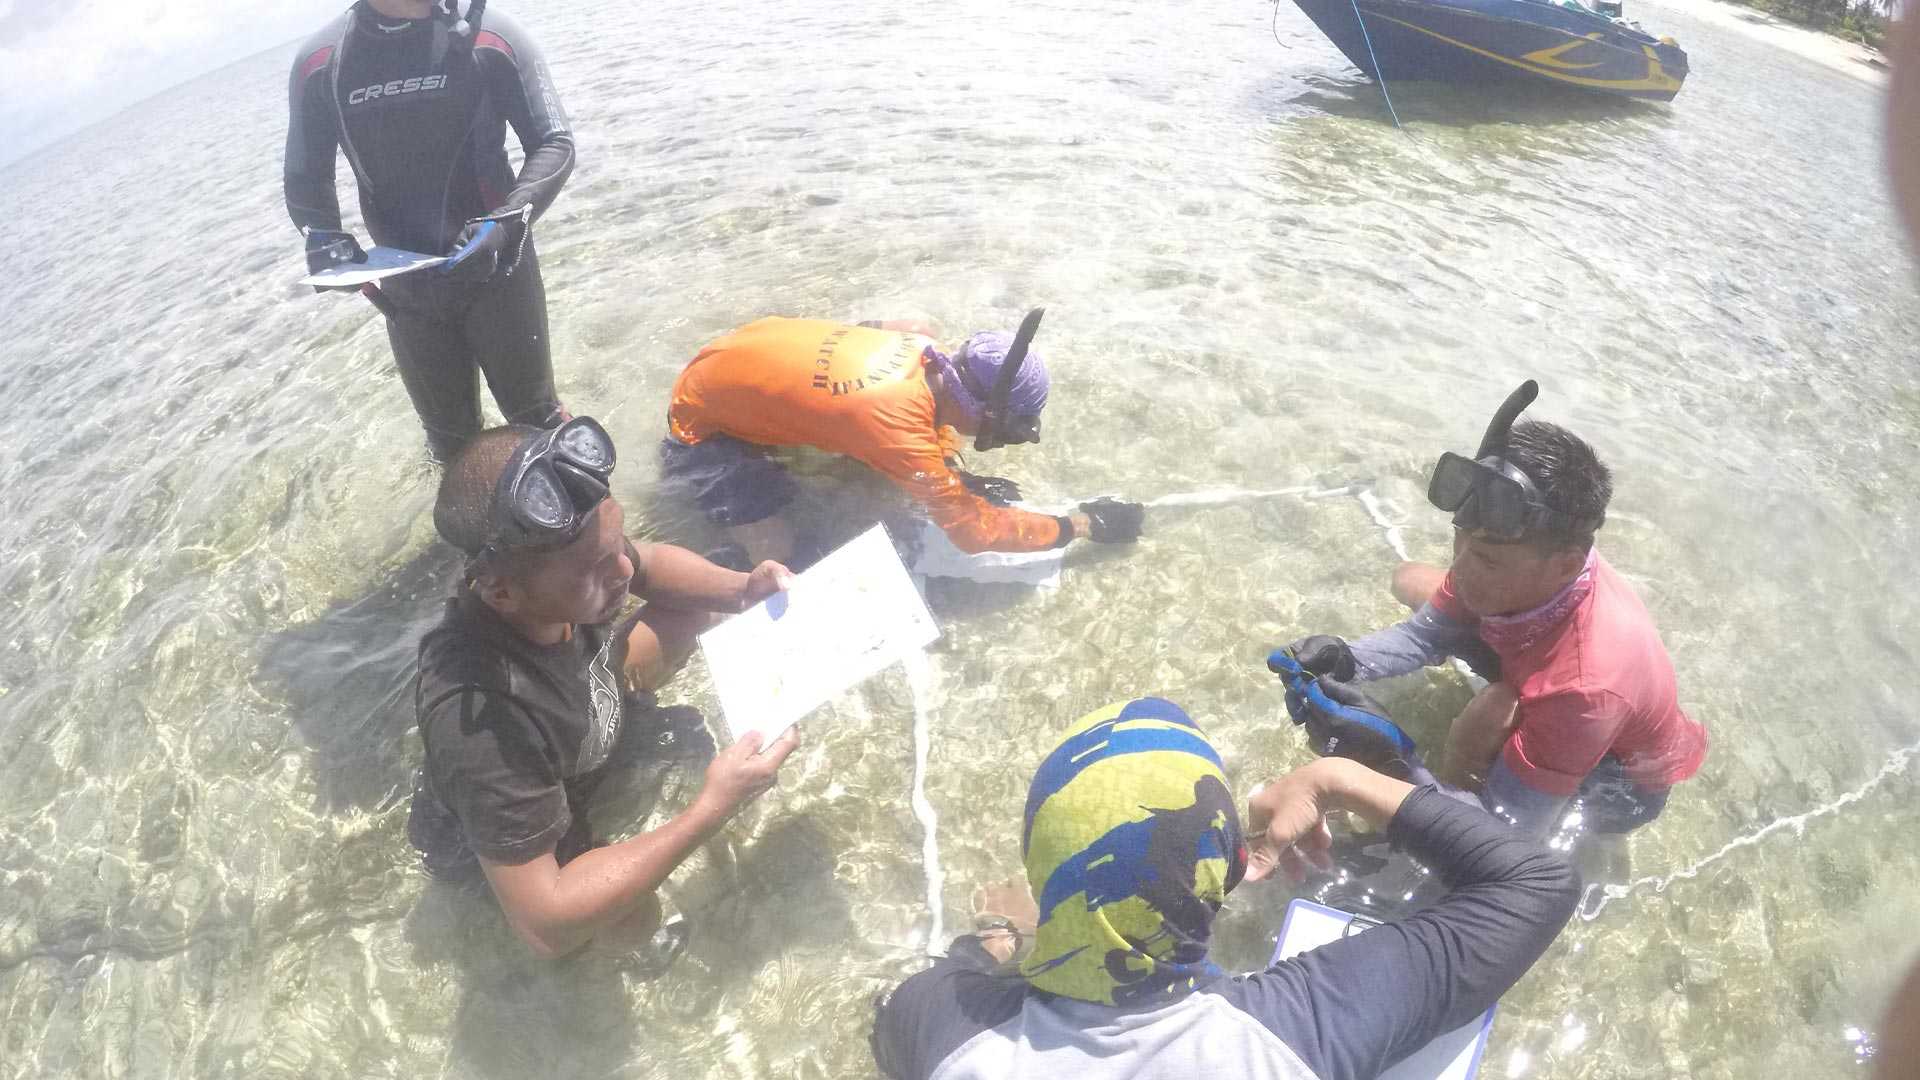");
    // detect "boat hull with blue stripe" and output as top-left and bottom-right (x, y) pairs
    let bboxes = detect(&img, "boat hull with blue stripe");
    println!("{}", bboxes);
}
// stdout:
(1292, 0), (1689, 102)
